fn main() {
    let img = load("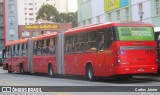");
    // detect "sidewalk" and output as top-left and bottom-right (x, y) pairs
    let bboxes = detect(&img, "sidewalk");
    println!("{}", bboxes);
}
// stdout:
(0, 67), (7, 73)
